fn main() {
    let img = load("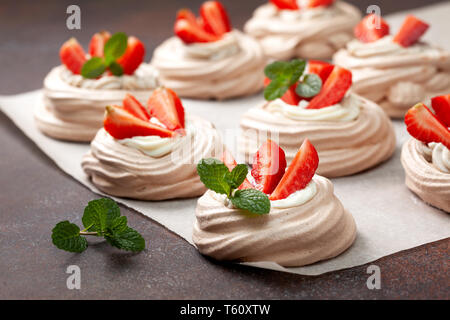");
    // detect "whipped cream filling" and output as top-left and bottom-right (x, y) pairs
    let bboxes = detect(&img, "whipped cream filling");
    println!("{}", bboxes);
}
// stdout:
(182, 30), (241, 60)
(60, 63), (159, 90)
(266, 94), (360, 121)
(270, 180), (317, 208)
(420, 141), (450, 173)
